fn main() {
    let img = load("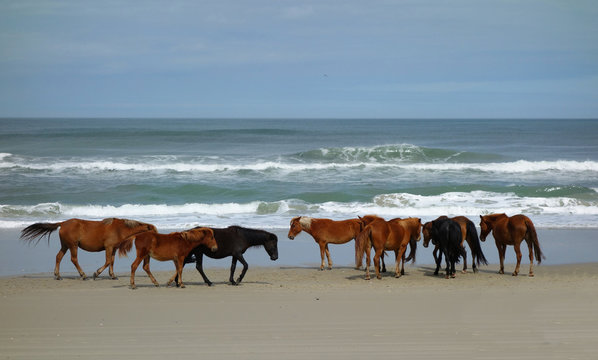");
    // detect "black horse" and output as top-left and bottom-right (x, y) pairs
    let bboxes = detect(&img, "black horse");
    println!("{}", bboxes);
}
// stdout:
(422, 218), (466, 279)
(180, 225), (278, 286)
(429, 216), (488, 274)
